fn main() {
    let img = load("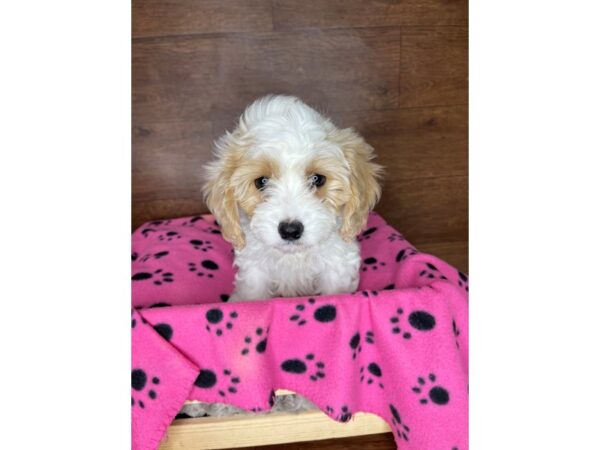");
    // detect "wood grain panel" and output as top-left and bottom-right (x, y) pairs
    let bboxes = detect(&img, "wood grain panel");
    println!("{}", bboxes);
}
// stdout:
(378, 175), (468, 245)
(272, 0), (467, 29)
(399, 26), (468, 107)
(330, 105), (468, 180)
(133, 0), (273, 38)
(132, 28), (400, 125)
(418, 240), (468, 273)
